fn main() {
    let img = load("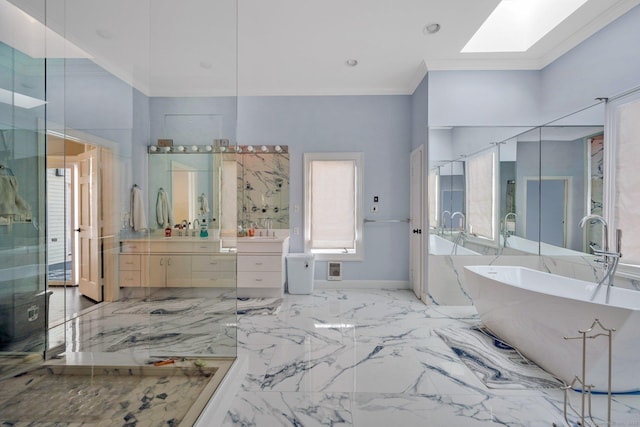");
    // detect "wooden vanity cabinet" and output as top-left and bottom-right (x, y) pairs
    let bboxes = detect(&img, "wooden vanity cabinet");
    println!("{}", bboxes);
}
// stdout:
(118, 239), (234, 288)
(237, 237), (289, 297)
